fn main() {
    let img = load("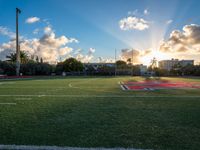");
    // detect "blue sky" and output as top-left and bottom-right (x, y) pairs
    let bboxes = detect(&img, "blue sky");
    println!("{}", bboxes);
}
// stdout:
(1, 0), (200, 64)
